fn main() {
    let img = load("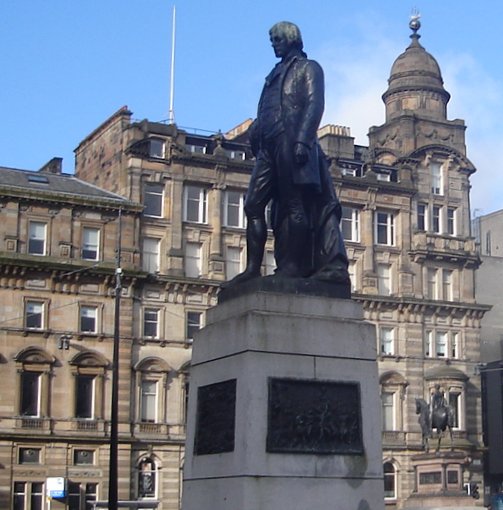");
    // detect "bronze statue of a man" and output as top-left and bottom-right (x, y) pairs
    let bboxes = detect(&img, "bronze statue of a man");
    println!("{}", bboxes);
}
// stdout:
(225, 21), (349, 288)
